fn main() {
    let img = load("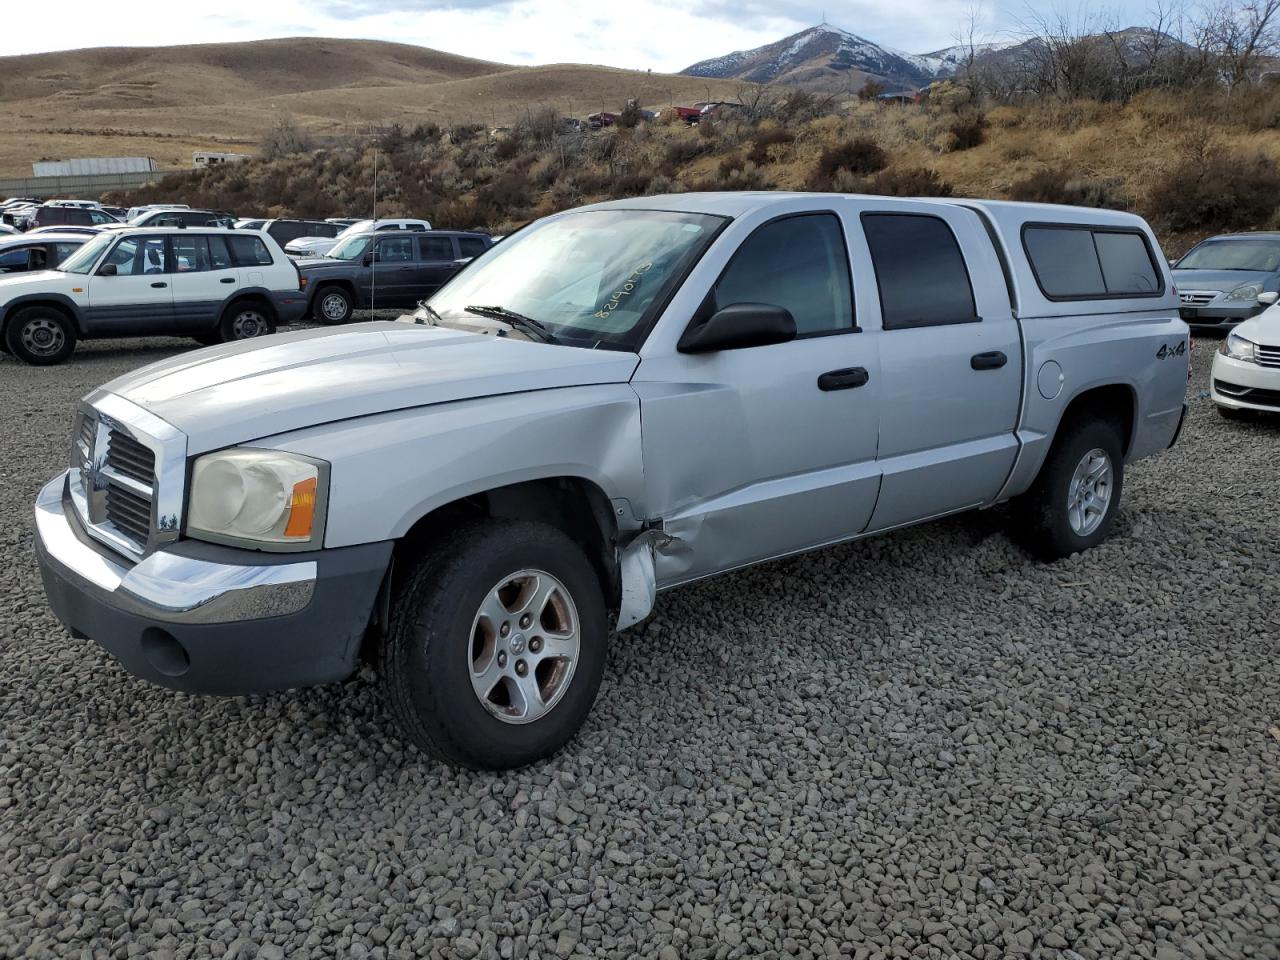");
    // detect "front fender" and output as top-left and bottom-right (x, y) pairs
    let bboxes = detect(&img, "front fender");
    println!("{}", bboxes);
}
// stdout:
(2, 292), (86, 335)
(259, 385), (646, 549)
